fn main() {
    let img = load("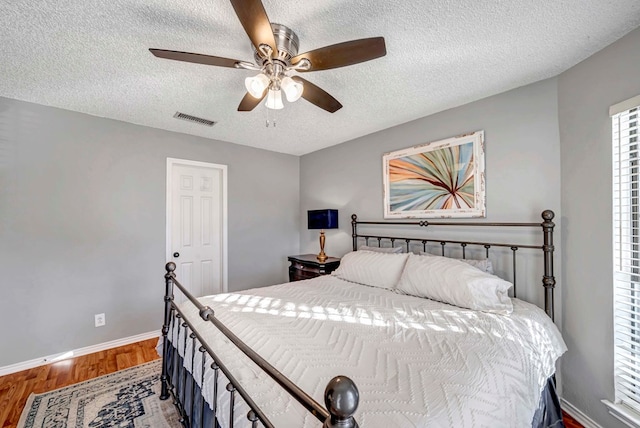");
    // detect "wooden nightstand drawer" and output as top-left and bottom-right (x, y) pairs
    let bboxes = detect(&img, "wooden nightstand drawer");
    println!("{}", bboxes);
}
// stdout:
(291, 261), (316, 272)
(287, 254), (341, 282)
